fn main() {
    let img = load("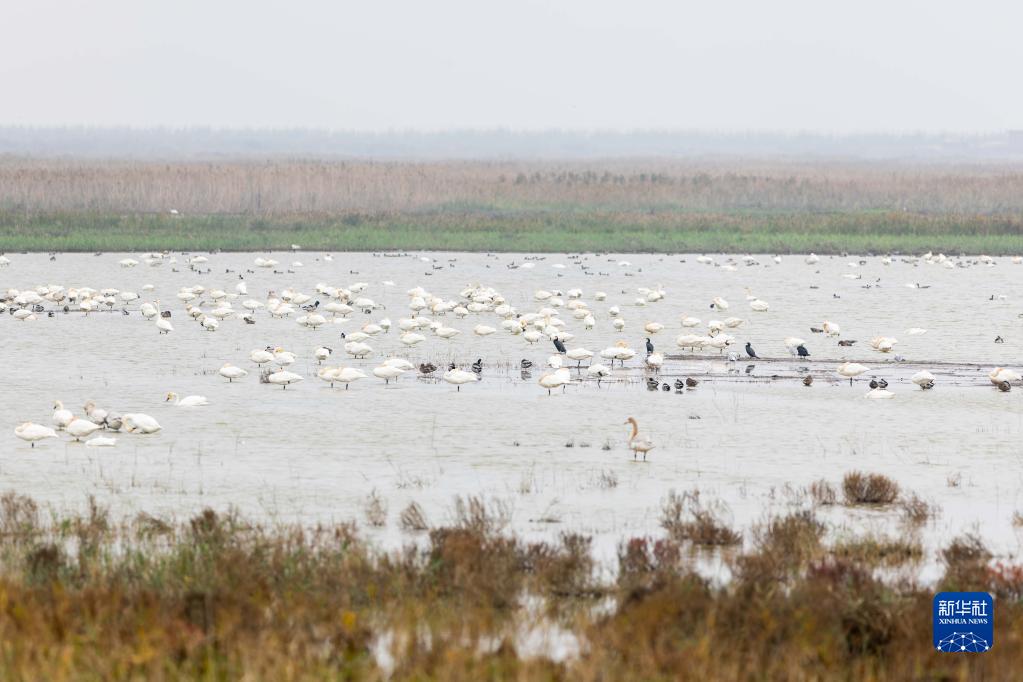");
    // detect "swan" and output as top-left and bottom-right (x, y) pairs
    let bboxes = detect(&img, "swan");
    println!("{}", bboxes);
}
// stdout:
(52, 401), (73, 430)
(15, 422), (58, 447)
(539, 368), (572, 395)
(911, 370), (935, 389)
(400, 332), (426, 346)
(474, 324), (496, 336)
(384, 358), (415, 371)
(372, 364), (405, 384)
(85, 436), (117, 447)
(546, 355), (563, 369)
(219, 364), (248, 382)
(680, 316), (701, 328)
(805, 253), (820, 264)
(989, 368), (1022, 385)
(334, 367), (368, 389)
(836, 362), (870, 385)
(906, 328), (927, 335)
(586, 363), (612, 386)
(156, 318), (173, 334)
(625, 417), (654, 460)
(822, 321), (840, 336)
(864, 388), (895, 399)
(344, 342), (373, 359)
(869, 336), (898, 353)
(273, 348), (297, 366)
(140, 302), (158, 319)
(314, 347), (332, 363)
(784, 337), (807, 356)
(67, 417), (103, 441)
(749, 299), (769, 312)
(83, 401), (109, 426)
(645, 352), (664, 371)
(165, 392), (209, 407)
(122, 413), (162, 434)
(565, 347), (594, 367)
(443, 368), (479, 391)
(267, 370), (303, 389)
